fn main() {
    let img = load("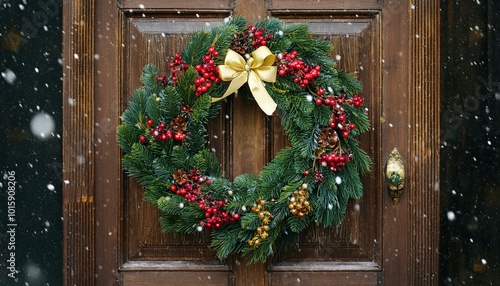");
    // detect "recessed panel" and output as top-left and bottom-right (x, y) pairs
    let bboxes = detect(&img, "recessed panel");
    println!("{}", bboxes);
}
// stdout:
(270, 15), (382, 264)
(122, 14), (230, 261)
